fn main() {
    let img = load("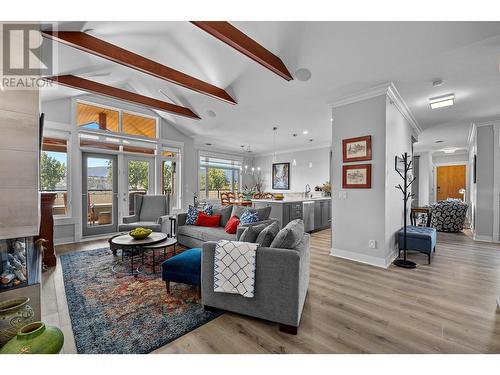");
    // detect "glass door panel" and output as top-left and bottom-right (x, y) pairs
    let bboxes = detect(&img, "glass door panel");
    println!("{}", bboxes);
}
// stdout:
(127, 157), (153, 215)
(82, 153), (118, 236)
